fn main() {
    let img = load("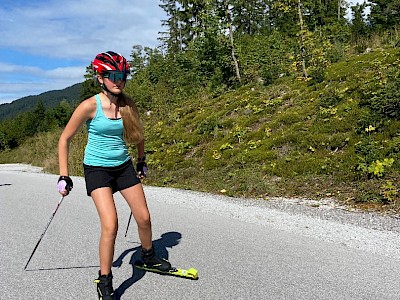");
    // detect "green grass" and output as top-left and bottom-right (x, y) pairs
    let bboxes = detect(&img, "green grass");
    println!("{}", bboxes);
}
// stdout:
(1, 48), (400, 213)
